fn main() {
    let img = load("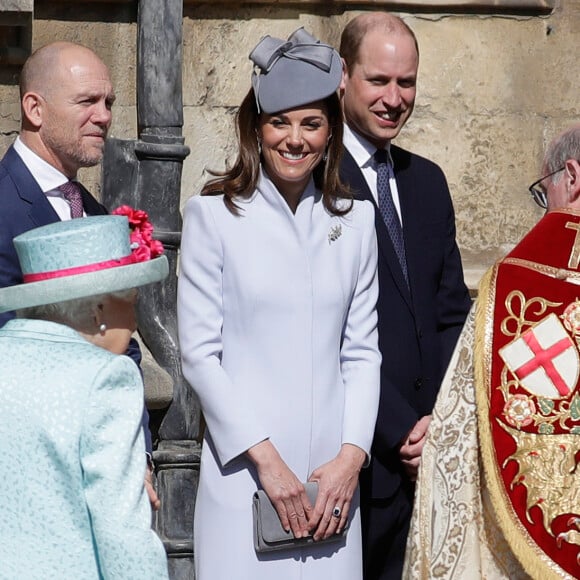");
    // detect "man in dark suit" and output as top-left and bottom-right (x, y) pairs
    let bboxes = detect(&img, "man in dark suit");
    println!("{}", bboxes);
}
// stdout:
(0, 41), (113, 325)
(0, 41), (160, 509)
(339, 13), (472, 579)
